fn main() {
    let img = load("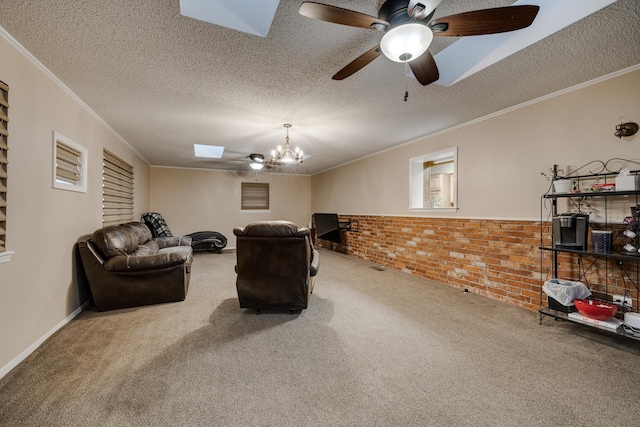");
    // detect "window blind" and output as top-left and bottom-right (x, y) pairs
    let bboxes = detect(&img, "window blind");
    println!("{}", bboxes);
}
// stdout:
(52, 133), (87, 193)
(55, 141), (82, 185)
(241, 182), (269, 210)
(0, 80), (8, 252)
(102, 149), (134, 226)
